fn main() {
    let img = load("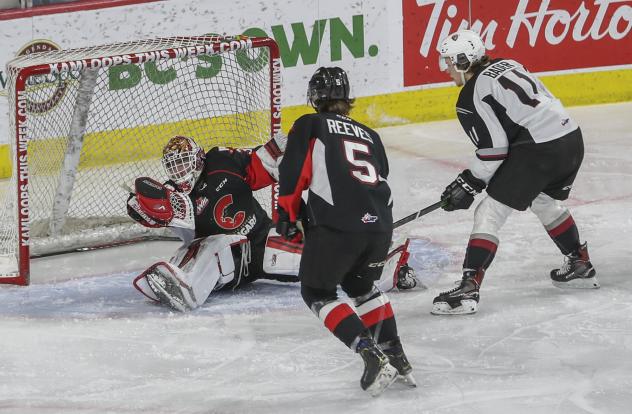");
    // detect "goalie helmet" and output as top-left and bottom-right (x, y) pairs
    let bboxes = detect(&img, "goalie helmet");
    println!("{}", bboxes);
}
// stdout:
(438, 29), (485, 73)
(161, 135), (205, 194)
(307, 66), (350, 110)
